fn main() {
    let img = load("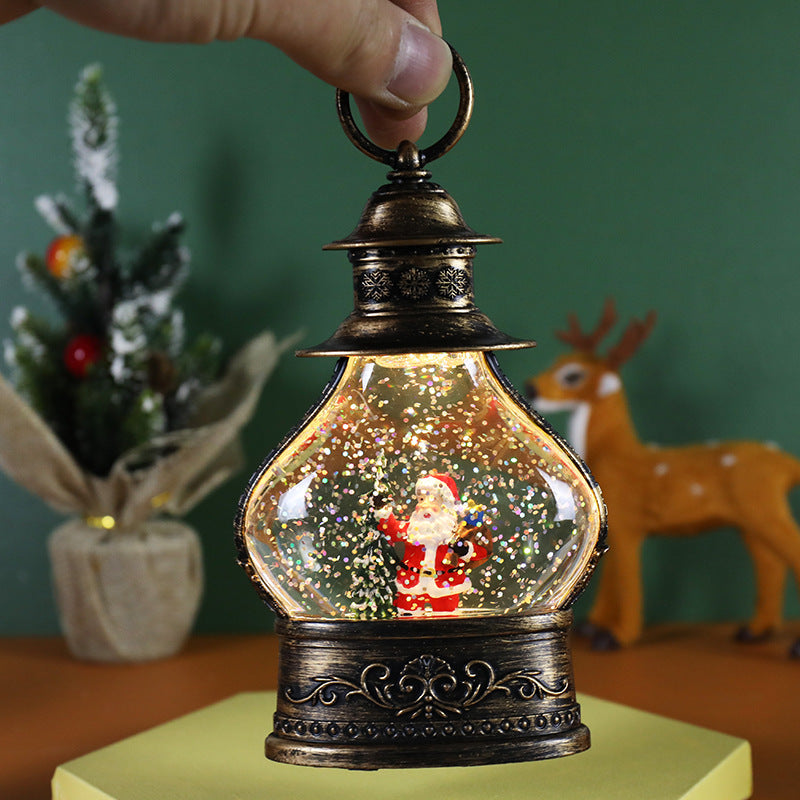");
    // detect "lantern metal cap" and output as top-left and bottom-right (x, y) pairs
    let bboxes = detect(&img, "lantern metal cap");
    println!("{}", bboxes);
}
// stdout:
(299, 48), (534, 358)
(323, 143), (502, 251)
